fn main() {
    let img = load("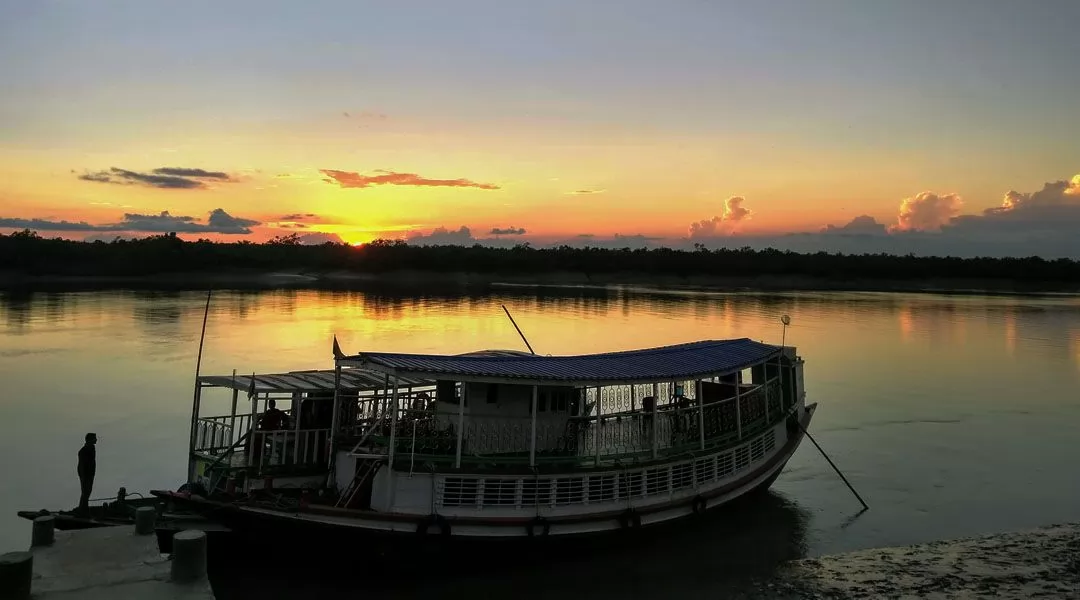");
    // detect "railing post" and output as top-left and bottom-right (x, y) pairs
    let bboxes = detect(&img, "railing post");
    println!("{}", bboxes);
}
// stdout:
(764, 377), (770, 423)
(292, 400), (302, 466)
(529, 385), (538, 467)
(697, 380), (705, 451)
(388, 375), (400, 467)
(651, 383), (658, 459)
(228, 384), (238, 447)
(247, 391), (258, 469)
(734, 375), (743, 440)
(455, 383), (466, 468)
(594, 386), (602, 466)
(381, 374), (389, 425)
